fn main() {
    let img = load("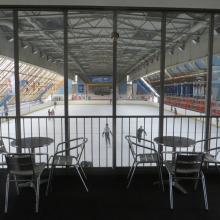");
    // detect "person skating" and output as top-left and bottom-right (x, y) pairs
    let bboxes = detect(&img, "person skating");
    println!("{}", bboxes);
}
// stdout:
(54, 101), (57, 109)
(136, 126), (147, 142)
(102, 123), (112, 146)
(48, 109), (51, 118)
(174, 107), (177, 115)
